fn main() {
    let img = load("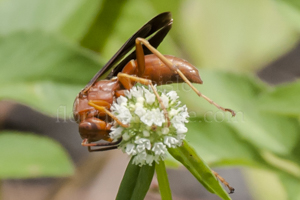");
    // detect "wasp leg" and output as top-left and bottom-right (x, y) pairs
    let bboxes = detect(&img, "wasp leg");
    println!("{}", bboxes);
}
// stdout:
(88, 101), (129, 128)
(82, 138), (121, 152)
(135, 37), (235, 117)
(118, 72), (171, 127)
(88, 146), (118, 152)
(212, 170), (235, 194)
